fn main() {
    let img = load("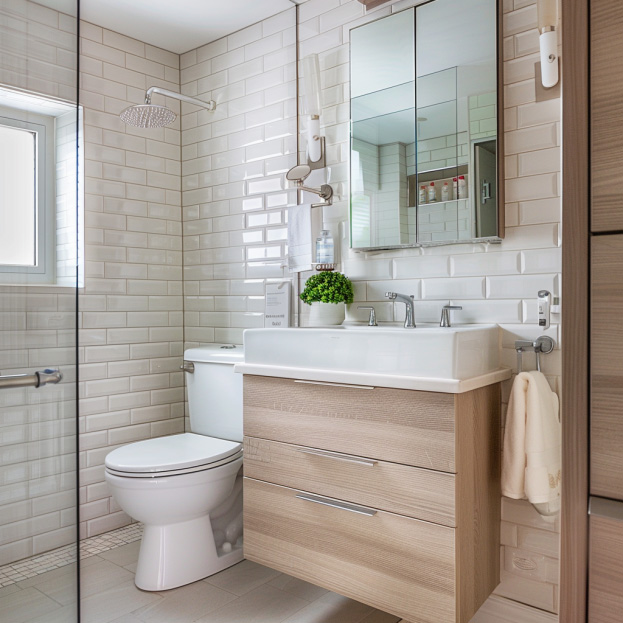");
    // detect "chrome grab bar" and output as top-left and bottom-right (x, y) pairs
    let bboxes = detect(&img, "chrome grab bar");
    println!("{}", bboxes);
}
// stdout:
(295, 493), (377, 517)
(0, 369), (63, 390)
